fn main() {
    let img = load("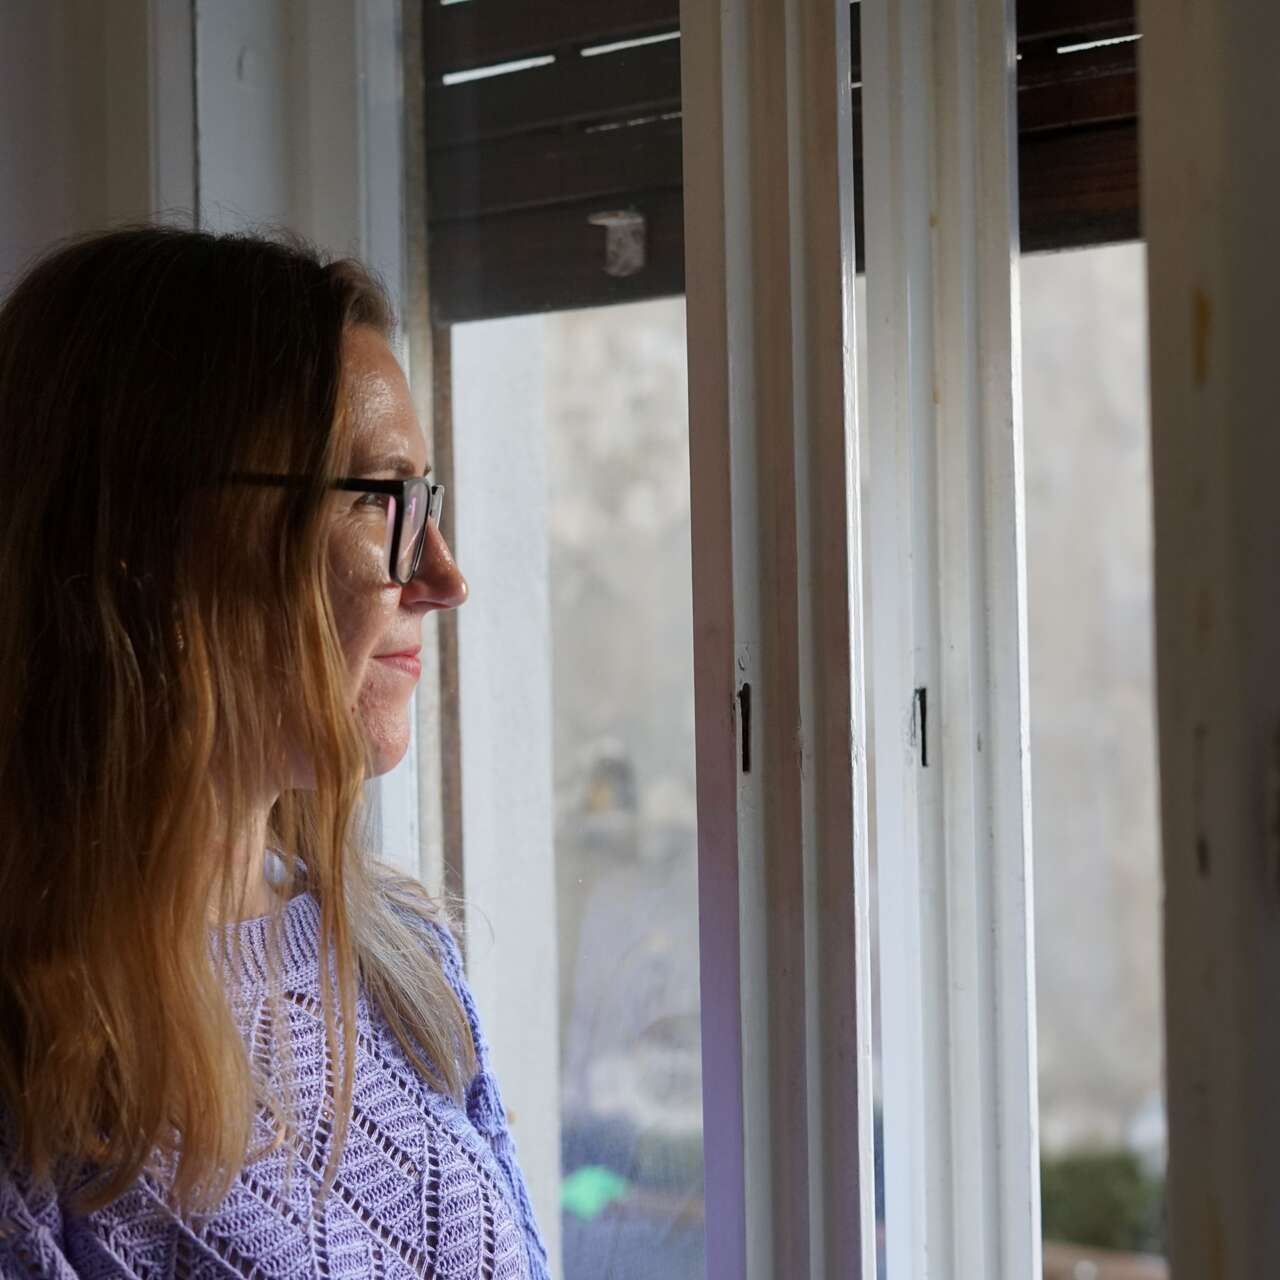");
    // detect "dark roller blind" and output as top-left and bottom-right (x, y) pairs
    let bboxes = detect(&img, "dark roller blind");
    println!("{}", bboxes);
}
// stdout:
(423, 0), (1138, 323)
